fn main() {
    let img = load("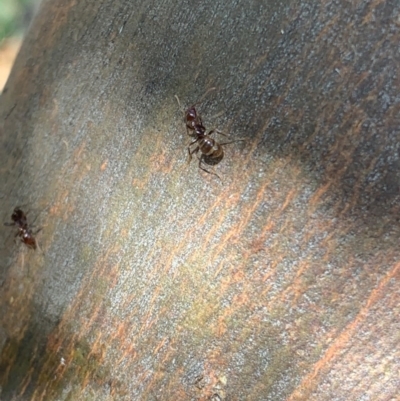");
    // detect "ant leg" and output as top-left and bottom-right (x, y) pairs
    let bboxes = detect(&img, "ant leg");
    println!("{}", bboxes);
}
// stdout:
(198, 155), (222, 181)
(188, 145), (200, 164)
(27, 204), (50, 227)
(219, 139), (246, 146)
(33, 228), (43, 235)
(4, 222), (16, 227)
(31, 229), (44, 254)
(208, 129), (228, 138)
(186, 126), (197, 138)
(36, 240), (44, 255)
(13, 234), (20, 245)
(29, 211), (43, 226)
(175, 95), (193, 137)
(188, 137), (200, 147)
